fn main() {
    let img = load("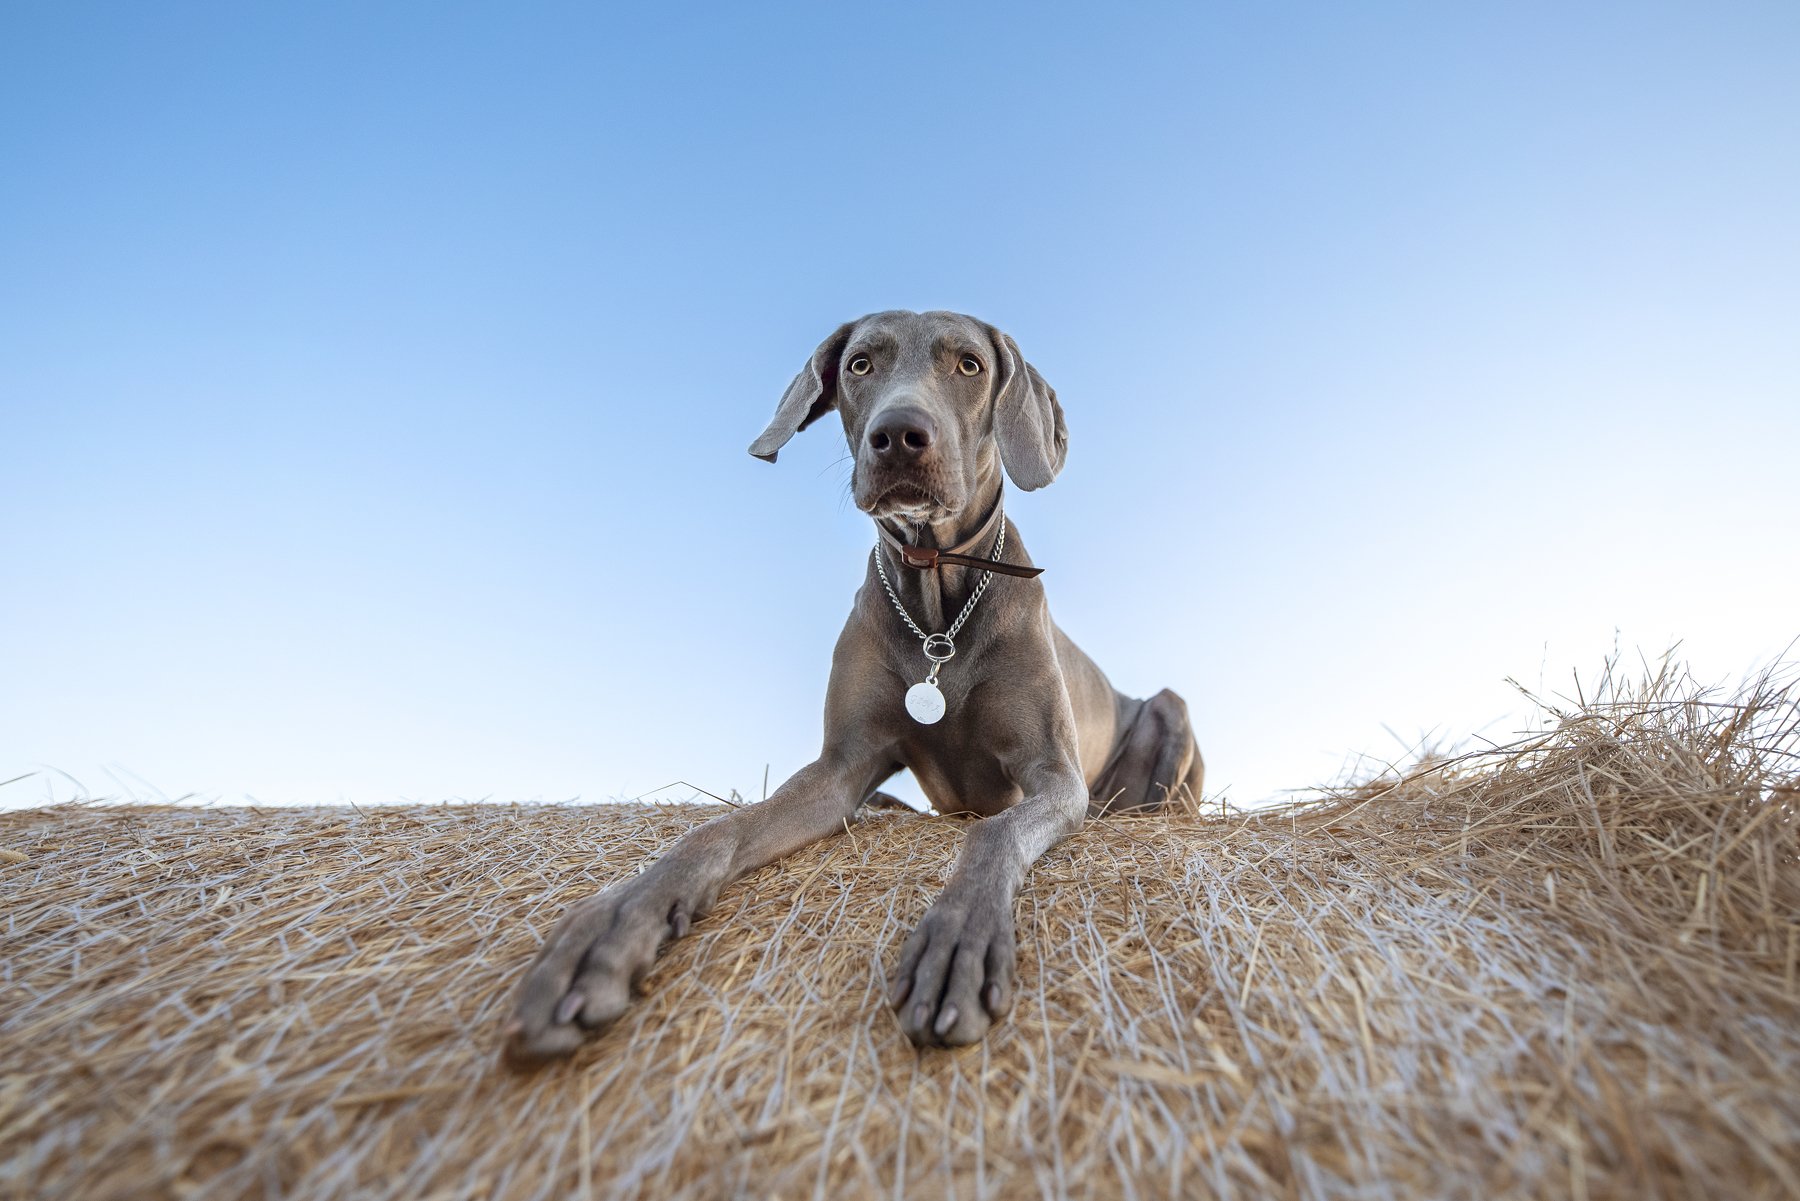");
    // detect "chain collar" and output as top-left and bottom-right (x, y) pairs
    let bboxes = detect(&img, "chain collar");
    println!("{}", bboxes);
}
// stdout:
(873, 516), (1006, 651)
(873, 507), (1013, 725)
